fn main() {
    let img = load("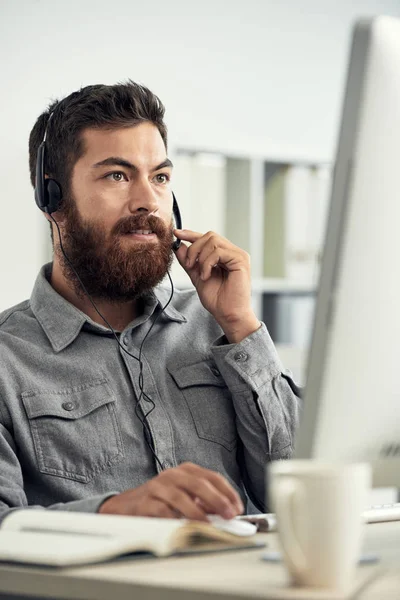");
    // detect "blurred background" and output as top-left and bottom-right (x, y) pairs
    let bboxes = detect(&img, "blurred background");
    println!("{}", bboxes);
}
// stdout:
(1, 0), (400, 388)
